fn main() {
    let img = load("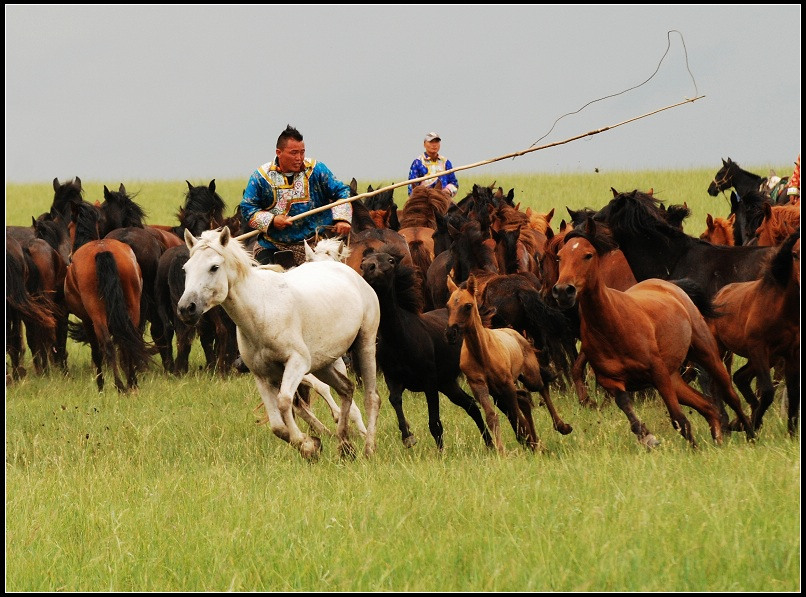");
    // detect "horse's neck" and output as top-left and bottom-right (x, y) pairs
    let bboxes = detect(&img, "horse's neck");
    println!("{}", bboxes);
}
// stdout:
(615, 235), (680, 281)
(576, 275), (624, 338)
(220, 268), (281, 328)
(461, 307), (494, 358)
(375, 286), (410, 335)
(733, 167), (765, 196)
